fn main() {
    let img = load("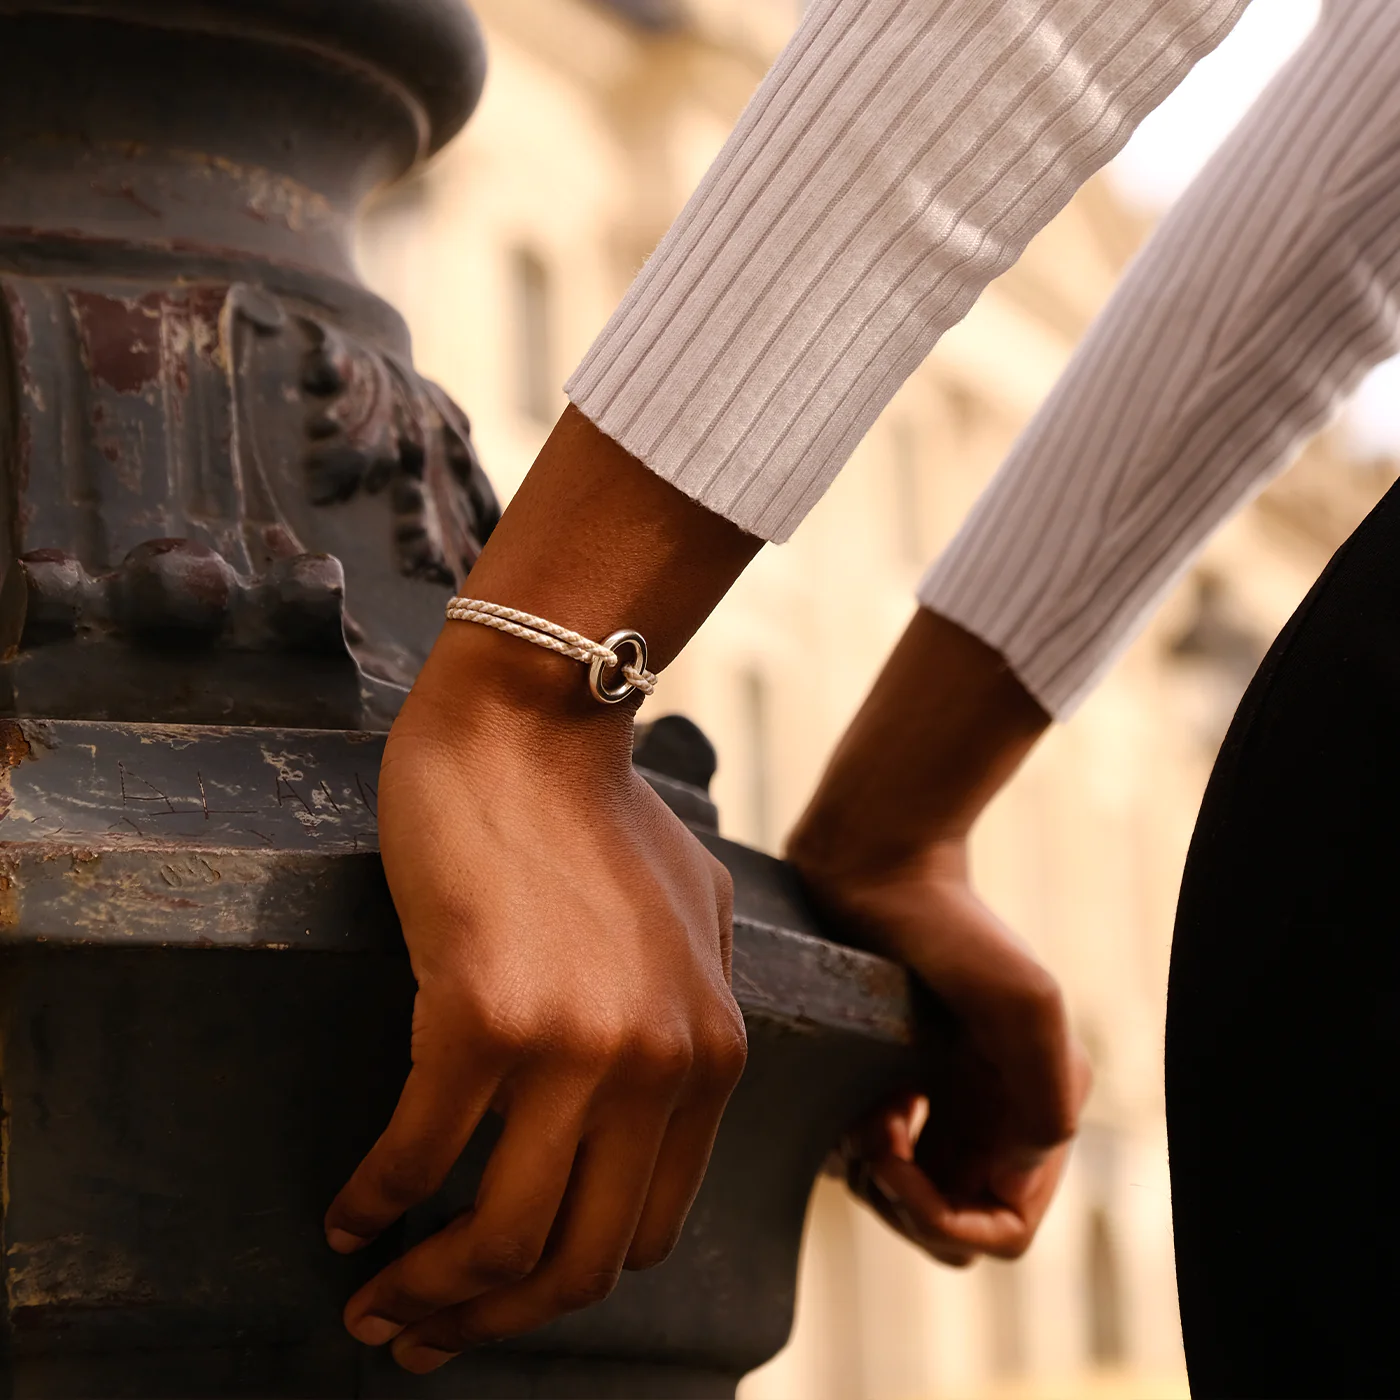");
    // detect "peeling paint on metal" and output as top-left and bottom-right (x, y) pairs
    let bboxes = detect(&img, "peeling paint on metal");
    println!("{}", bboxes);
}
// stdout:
(7, 1233), (155, 1311)
(69, 290), (162, 395)
(0, 719), (33, 824)
(199, 153), (335, 234)
(2, 283), (35, 492)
